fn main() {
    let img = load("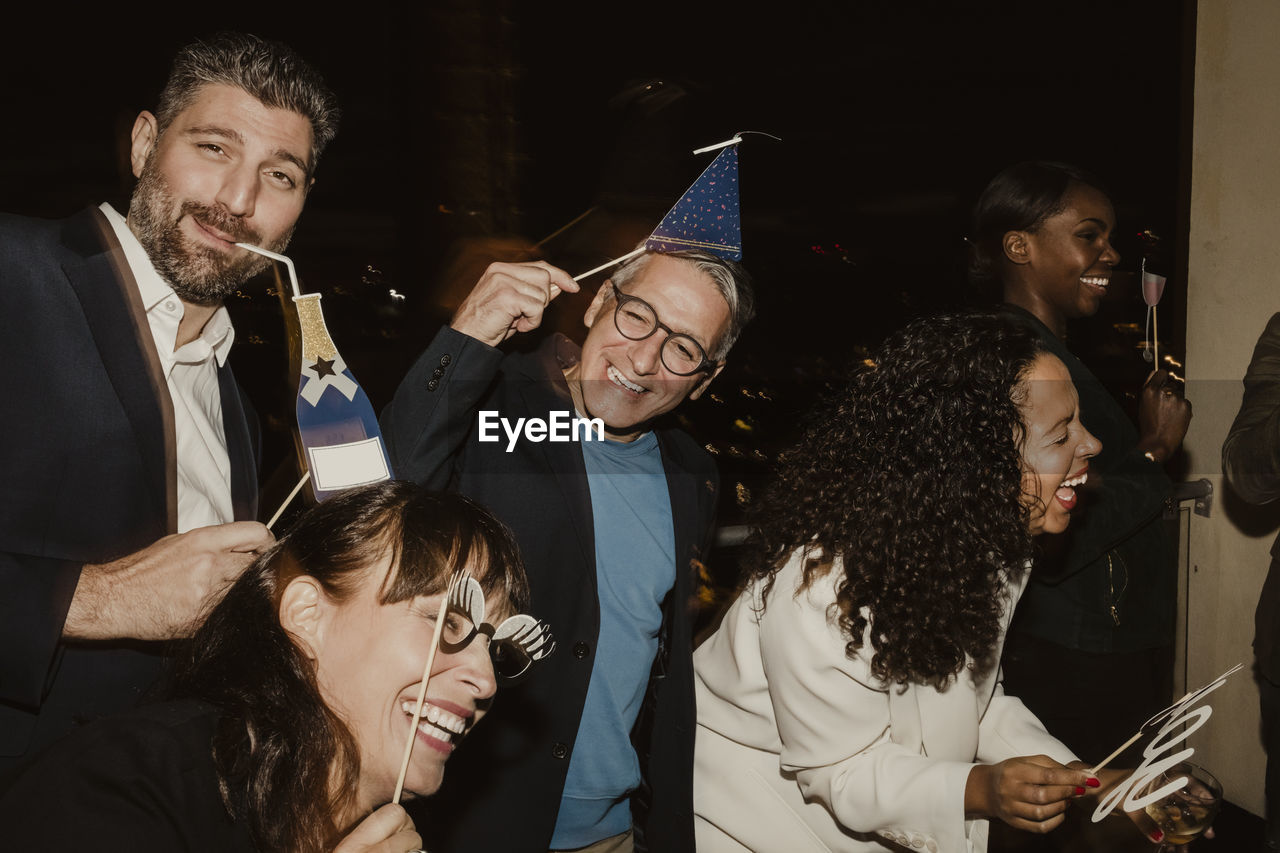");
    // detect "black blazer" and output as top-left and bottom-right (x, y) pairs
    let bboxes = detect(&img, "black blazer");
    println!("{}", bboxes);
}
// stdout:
(0, 208), (258, 762)
(382, 327), (718, 853)
(1223, 311), (1280, 684)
